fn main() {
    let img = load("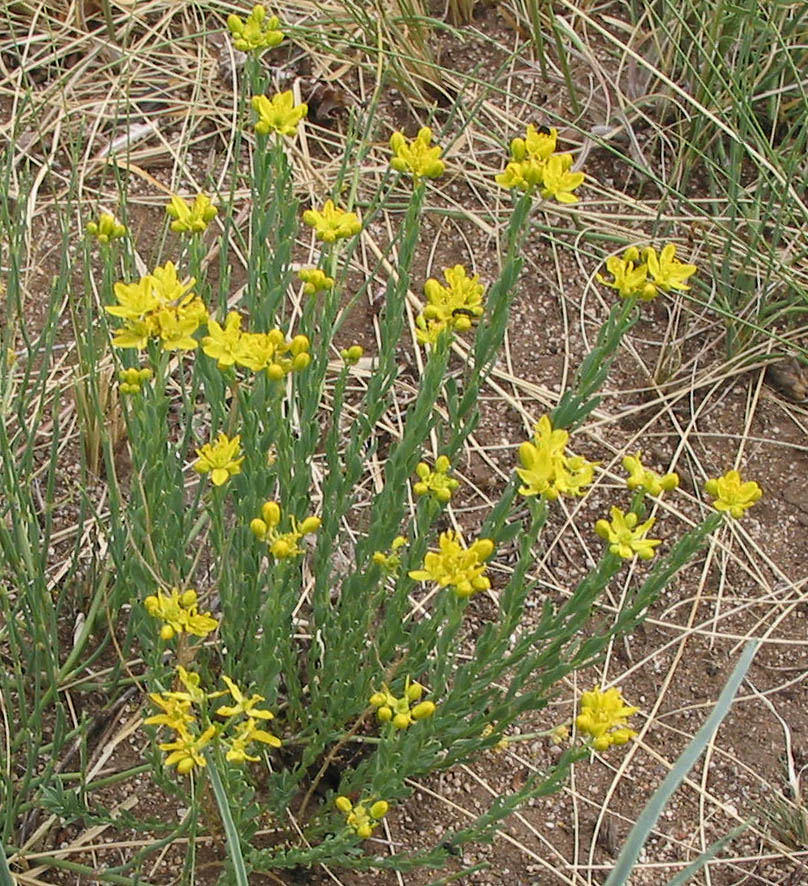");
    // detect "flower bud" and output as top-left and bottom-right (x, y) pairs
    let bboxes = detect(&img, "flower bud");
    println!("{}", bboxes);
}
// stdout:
(411, 701), (436, 720)
(266, 362), (284, 381)
(369, 692), (386, 707)
(179, 589), (197, 607)
(376, 706), (392, 722)
(298, 516), (321, 535)
(160, 624), (175, 641)
(392, 713), (410, 729)
(356, 824), (372, 839)
(261, 501), (280, 526)
(370, 800), (389, 819)
(250, 518), (268, 539)
(335, 796), (352, 813)
(406, 681), (423, 701)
